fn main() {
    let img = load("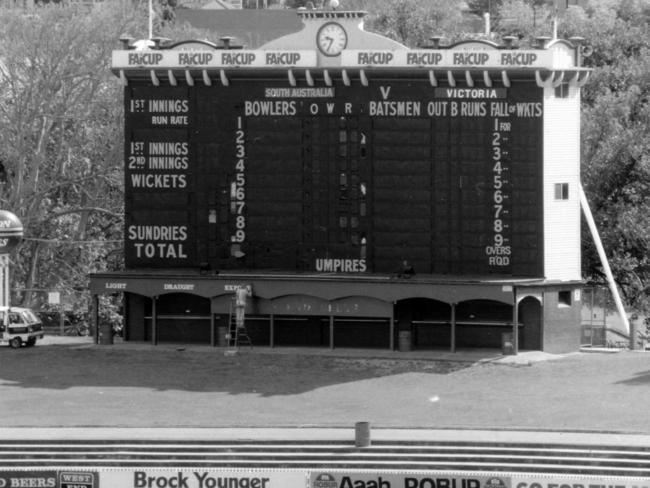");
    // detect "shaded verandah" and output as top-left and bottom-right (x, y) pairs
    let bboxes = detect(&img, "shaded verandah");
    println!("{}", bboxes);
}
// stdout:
(89, 271), (545, 353)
